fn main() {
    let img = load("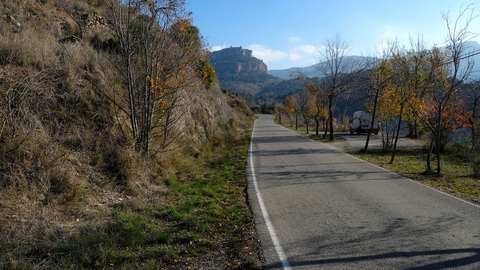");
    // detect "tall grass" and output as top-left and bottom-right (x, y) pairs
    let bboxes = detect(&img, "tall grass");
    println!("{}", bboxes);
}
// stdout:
(0, 127), (261, 269)
(0, 1), (260, 269)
